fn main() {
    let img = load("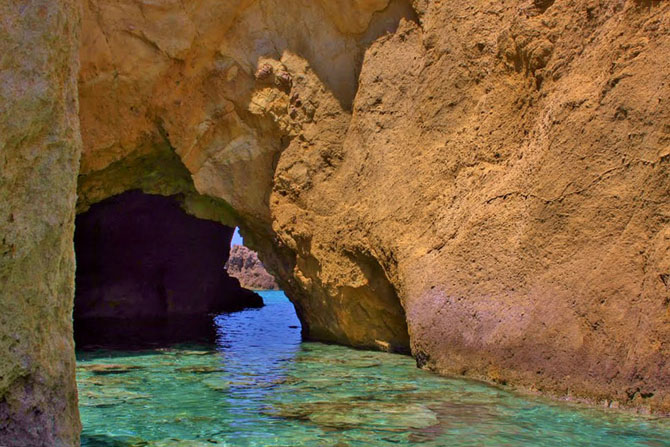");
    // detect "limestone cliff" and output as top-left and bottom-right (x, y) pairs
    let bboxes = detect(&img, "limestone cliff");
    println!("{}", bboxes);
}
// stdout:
(1, 0), (670, 444)
(226, 245), (280, 290)
(75, 0), (670, 414)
